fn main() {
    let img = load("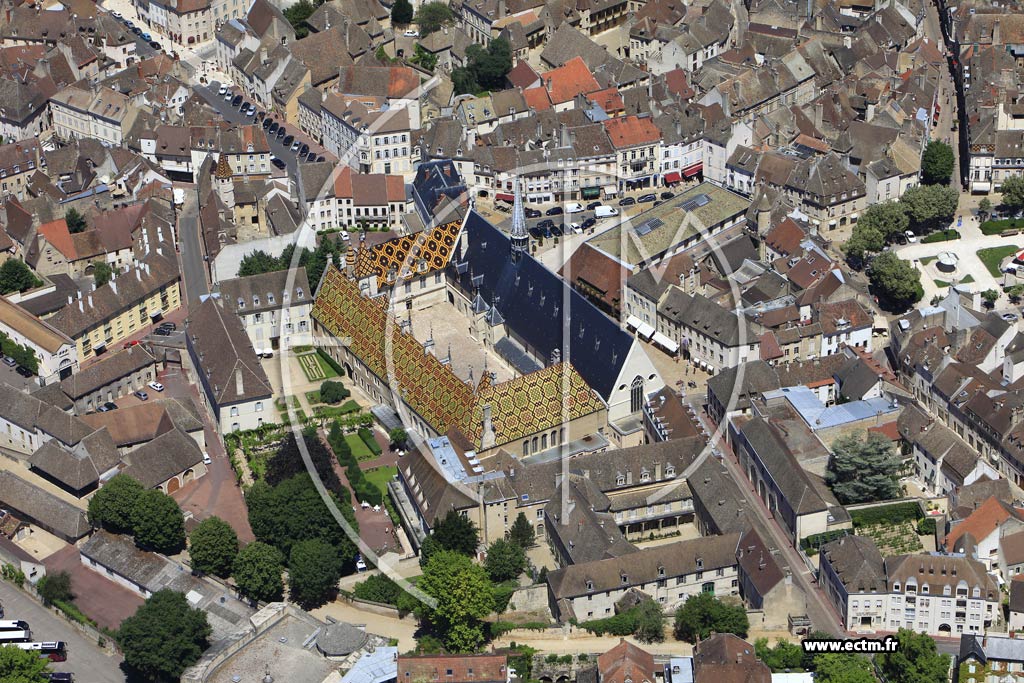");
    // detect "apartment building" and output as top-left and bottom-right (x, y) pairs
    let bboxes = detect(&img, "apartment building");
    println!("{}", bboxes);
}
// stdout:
(321, 94), (414, 177)
(51, 85), (137, 147)
(218, 267), (313, 355)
